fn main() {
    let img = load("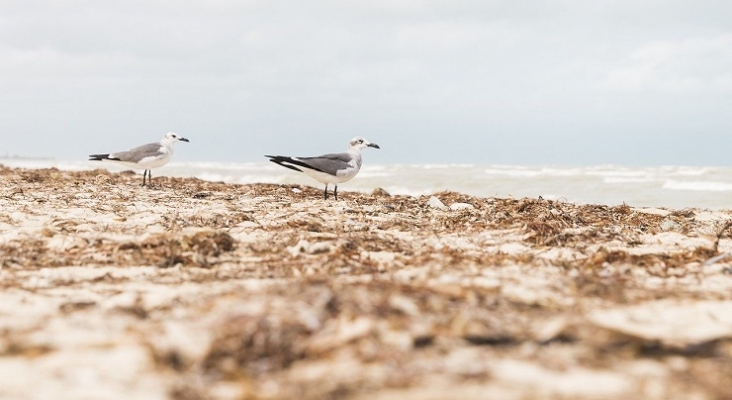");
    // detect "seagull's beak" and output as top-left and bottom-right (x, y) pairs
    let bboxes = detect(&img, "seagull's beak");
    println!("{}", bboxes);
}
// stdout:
(180, 137), (190, 143)
(368, 142), (380, 149)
